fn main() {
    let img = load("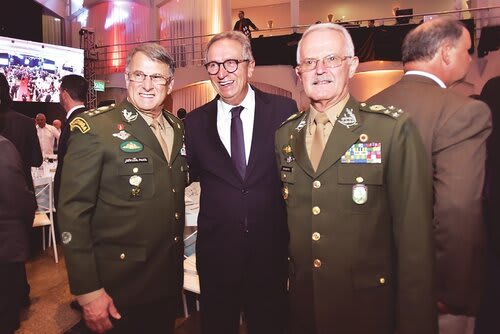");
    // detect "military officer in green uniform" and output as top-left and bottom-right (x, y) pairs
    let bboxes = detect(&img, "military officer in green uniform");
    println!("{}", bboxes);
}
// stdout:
(275, 23), (438, 334)
(58, 43), (187, 334)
